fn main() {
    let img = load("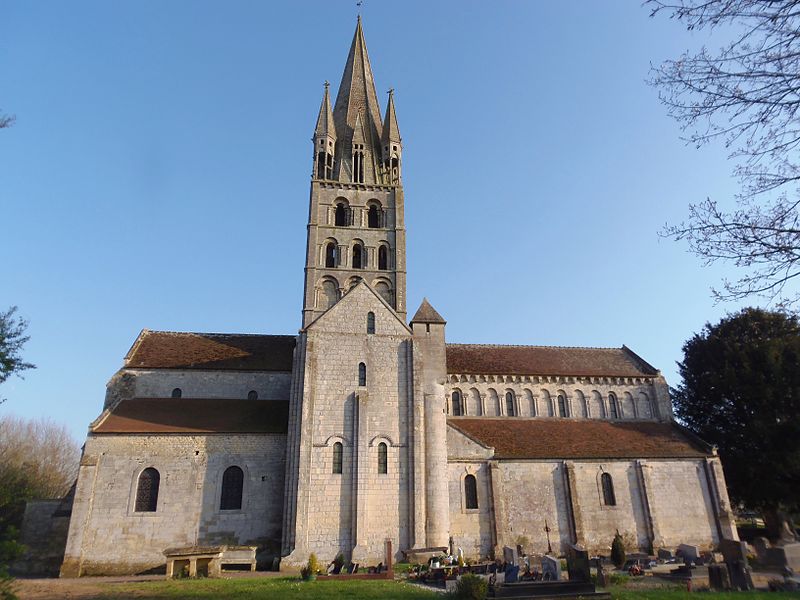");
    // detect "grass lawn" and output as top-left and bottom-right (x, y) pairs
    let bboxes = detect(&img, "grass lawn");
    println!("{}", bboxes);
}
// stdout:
(95, 577), (438, 599)
(29, 576), (800, 600)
